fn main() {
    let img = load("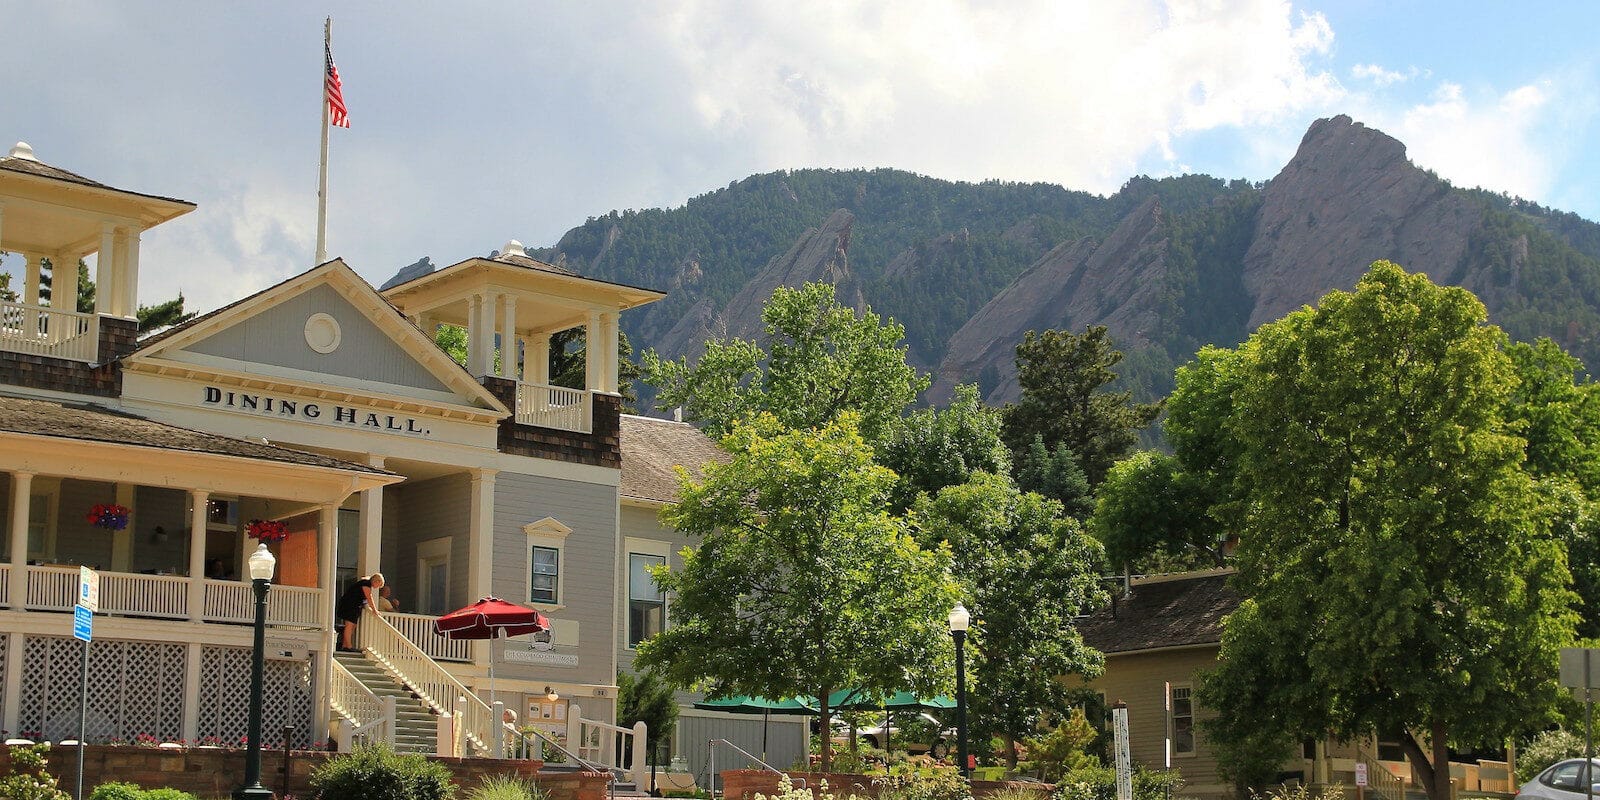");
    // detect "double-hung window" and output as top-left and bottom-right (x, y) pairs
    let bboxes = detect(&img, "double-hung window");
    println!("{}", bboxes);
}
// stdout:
(628, 552), (666, 648)
(523, 517), (572, 609)
(1171, 685), (1195, 756)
